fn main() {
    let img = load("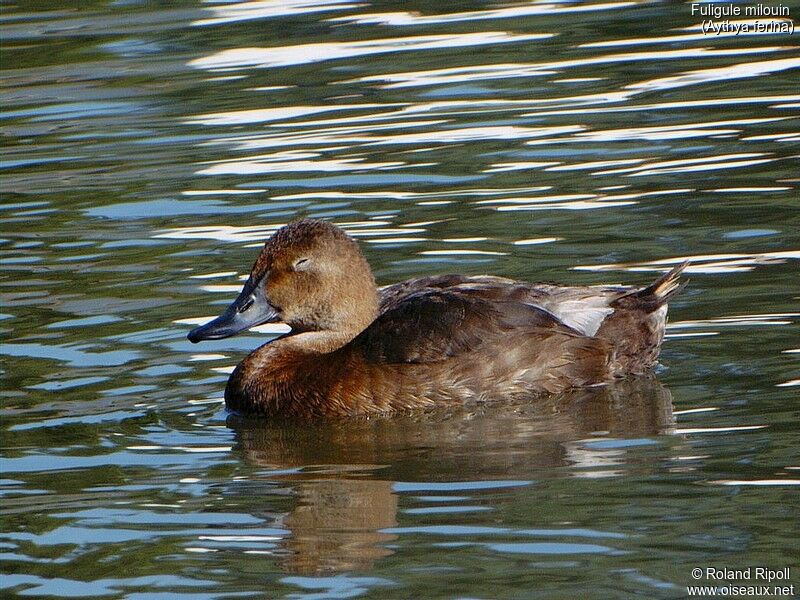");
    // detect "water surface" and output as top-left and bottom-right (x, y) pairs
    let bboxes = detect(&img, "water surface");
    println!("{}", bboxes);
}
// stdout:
(1, 1), (799, 598)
